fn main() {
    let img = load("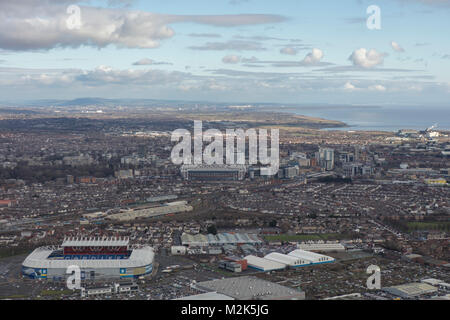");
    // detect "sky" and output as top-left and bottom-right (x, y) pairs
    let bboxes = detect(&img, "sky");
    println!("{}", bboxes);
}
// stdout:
(1, 0), (450, 106)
